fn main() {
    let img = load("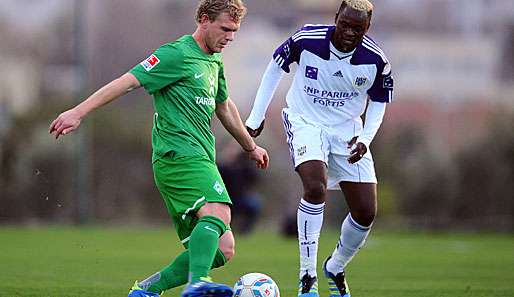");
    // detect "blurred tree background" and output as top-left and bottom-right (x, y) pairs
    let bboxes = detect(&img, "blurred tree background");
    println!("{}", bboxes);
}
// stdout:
(1, 0), (513, 232)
